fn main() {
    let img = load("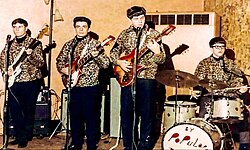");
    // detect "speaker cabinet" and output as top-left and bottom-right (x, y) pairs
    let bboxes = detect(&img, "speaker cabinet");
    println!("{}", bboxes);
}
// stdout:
(60, 89), (70, 131)
(110, 78), (121, 137)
